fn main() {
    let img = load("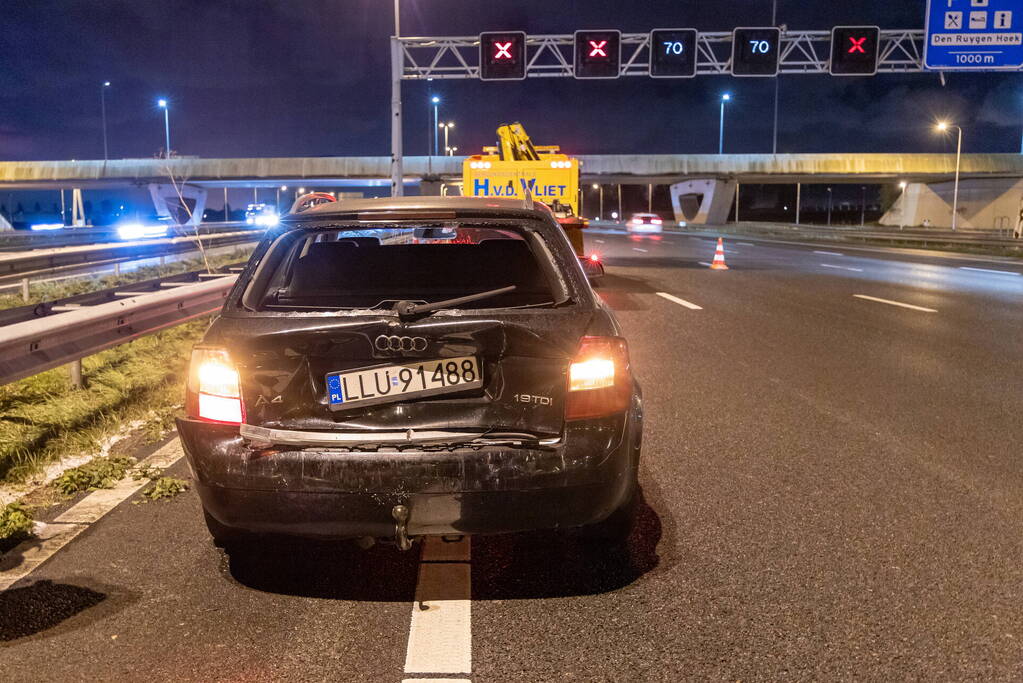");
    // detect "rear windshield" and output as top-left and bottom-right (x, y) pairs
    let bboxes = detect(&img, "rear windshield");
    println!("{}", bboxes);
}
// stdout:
(245, 224), (564, 312)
